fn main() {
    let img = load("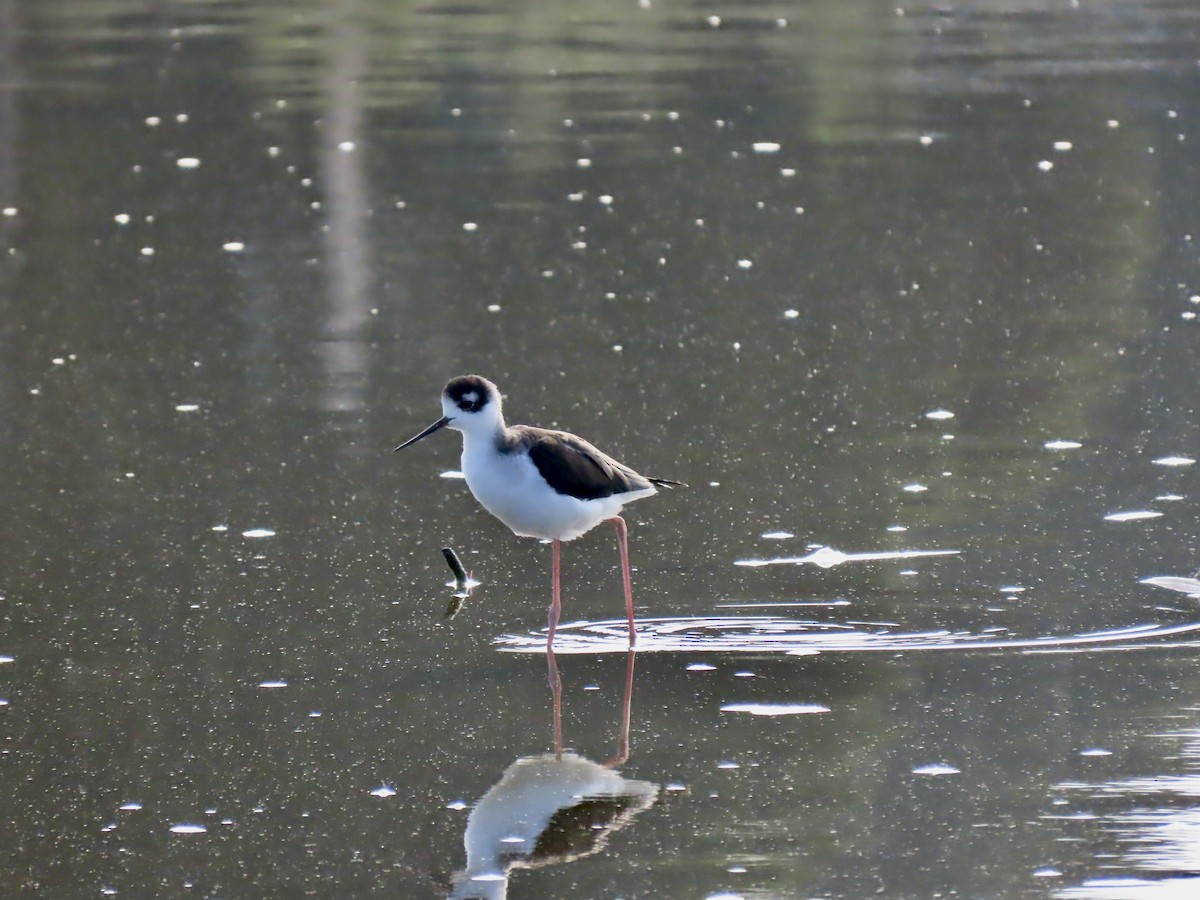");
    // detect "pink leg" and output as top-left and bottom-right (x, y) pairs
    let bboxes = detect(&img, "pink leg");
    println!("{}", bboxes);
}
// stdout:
(546, 646), (563, 760)
(547, 538), (562, 650)
(603, 648), (637, 768)
(607, 516), (637, 647)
